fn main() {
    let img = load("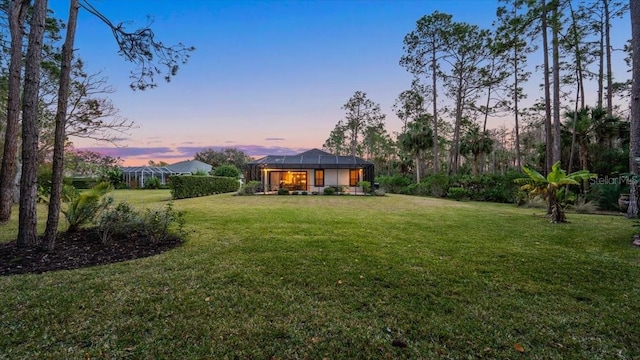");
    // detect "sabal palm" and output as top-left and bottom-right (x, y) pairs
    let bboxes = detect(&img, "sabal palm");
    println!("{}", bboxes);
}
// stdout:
(398, 114), (433, 182)
(563, 106), (619, 170)
(460, 125), (493, 175)
(515, 161), (595, 223)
